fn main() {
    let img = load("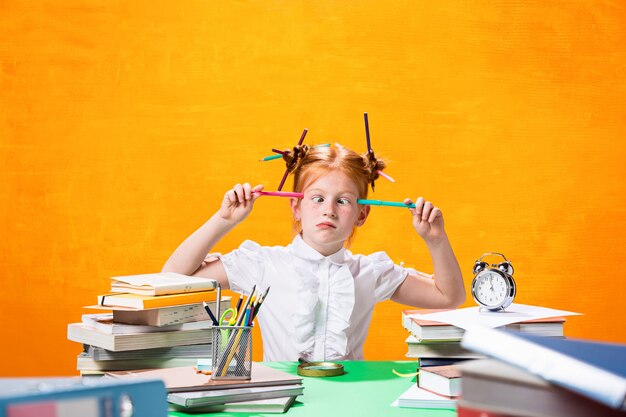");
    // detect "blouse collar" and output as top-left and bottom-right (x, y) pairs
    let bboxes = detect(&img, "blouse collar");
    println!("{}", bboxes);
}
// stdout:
(289, 234), (349, 265)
